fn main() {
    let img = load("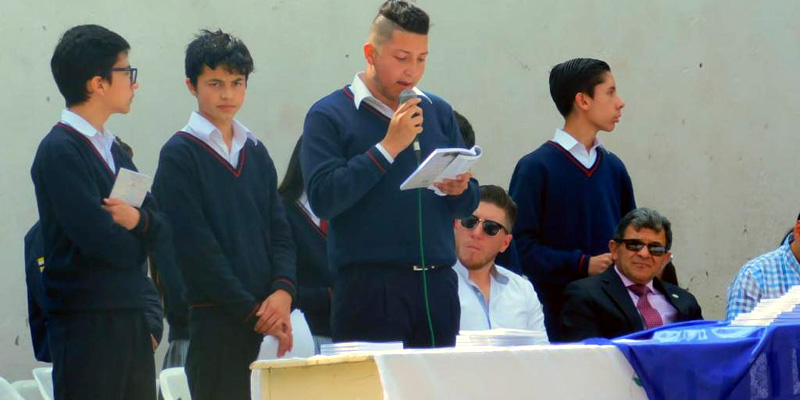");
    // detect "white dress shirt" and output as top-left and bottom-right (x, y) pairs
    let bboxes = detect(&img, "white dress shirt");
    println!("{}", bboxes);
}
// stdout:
(455, 261), (547, 337)
(181, 111), (258, 169)
(551, 128), (601, 169)
(349, 72), (431, 164)
(60, 109), (117, 172)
